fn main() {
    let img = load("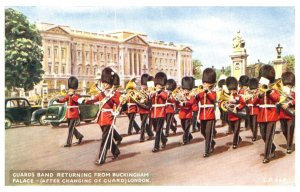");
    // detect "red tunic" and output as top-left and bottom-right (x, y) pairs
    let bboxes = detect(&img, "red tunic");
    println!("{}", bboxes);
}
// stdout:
(238, 88), (247, 95)
(247, 95), (259, 116)
(126, 97), (138, 114)
(253, 89), (280, 122)
(198, 91), (216, 120)
(165, 91), (176, 114)
(86, 90), (120, 126)
(192, 96), (199, 112)
(227, 93), (246, 121)
(150, 91), (168, 118)
(279, 91), (295, 120)
(178, 95), (195, 119)
(58, 93), (81, 119)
